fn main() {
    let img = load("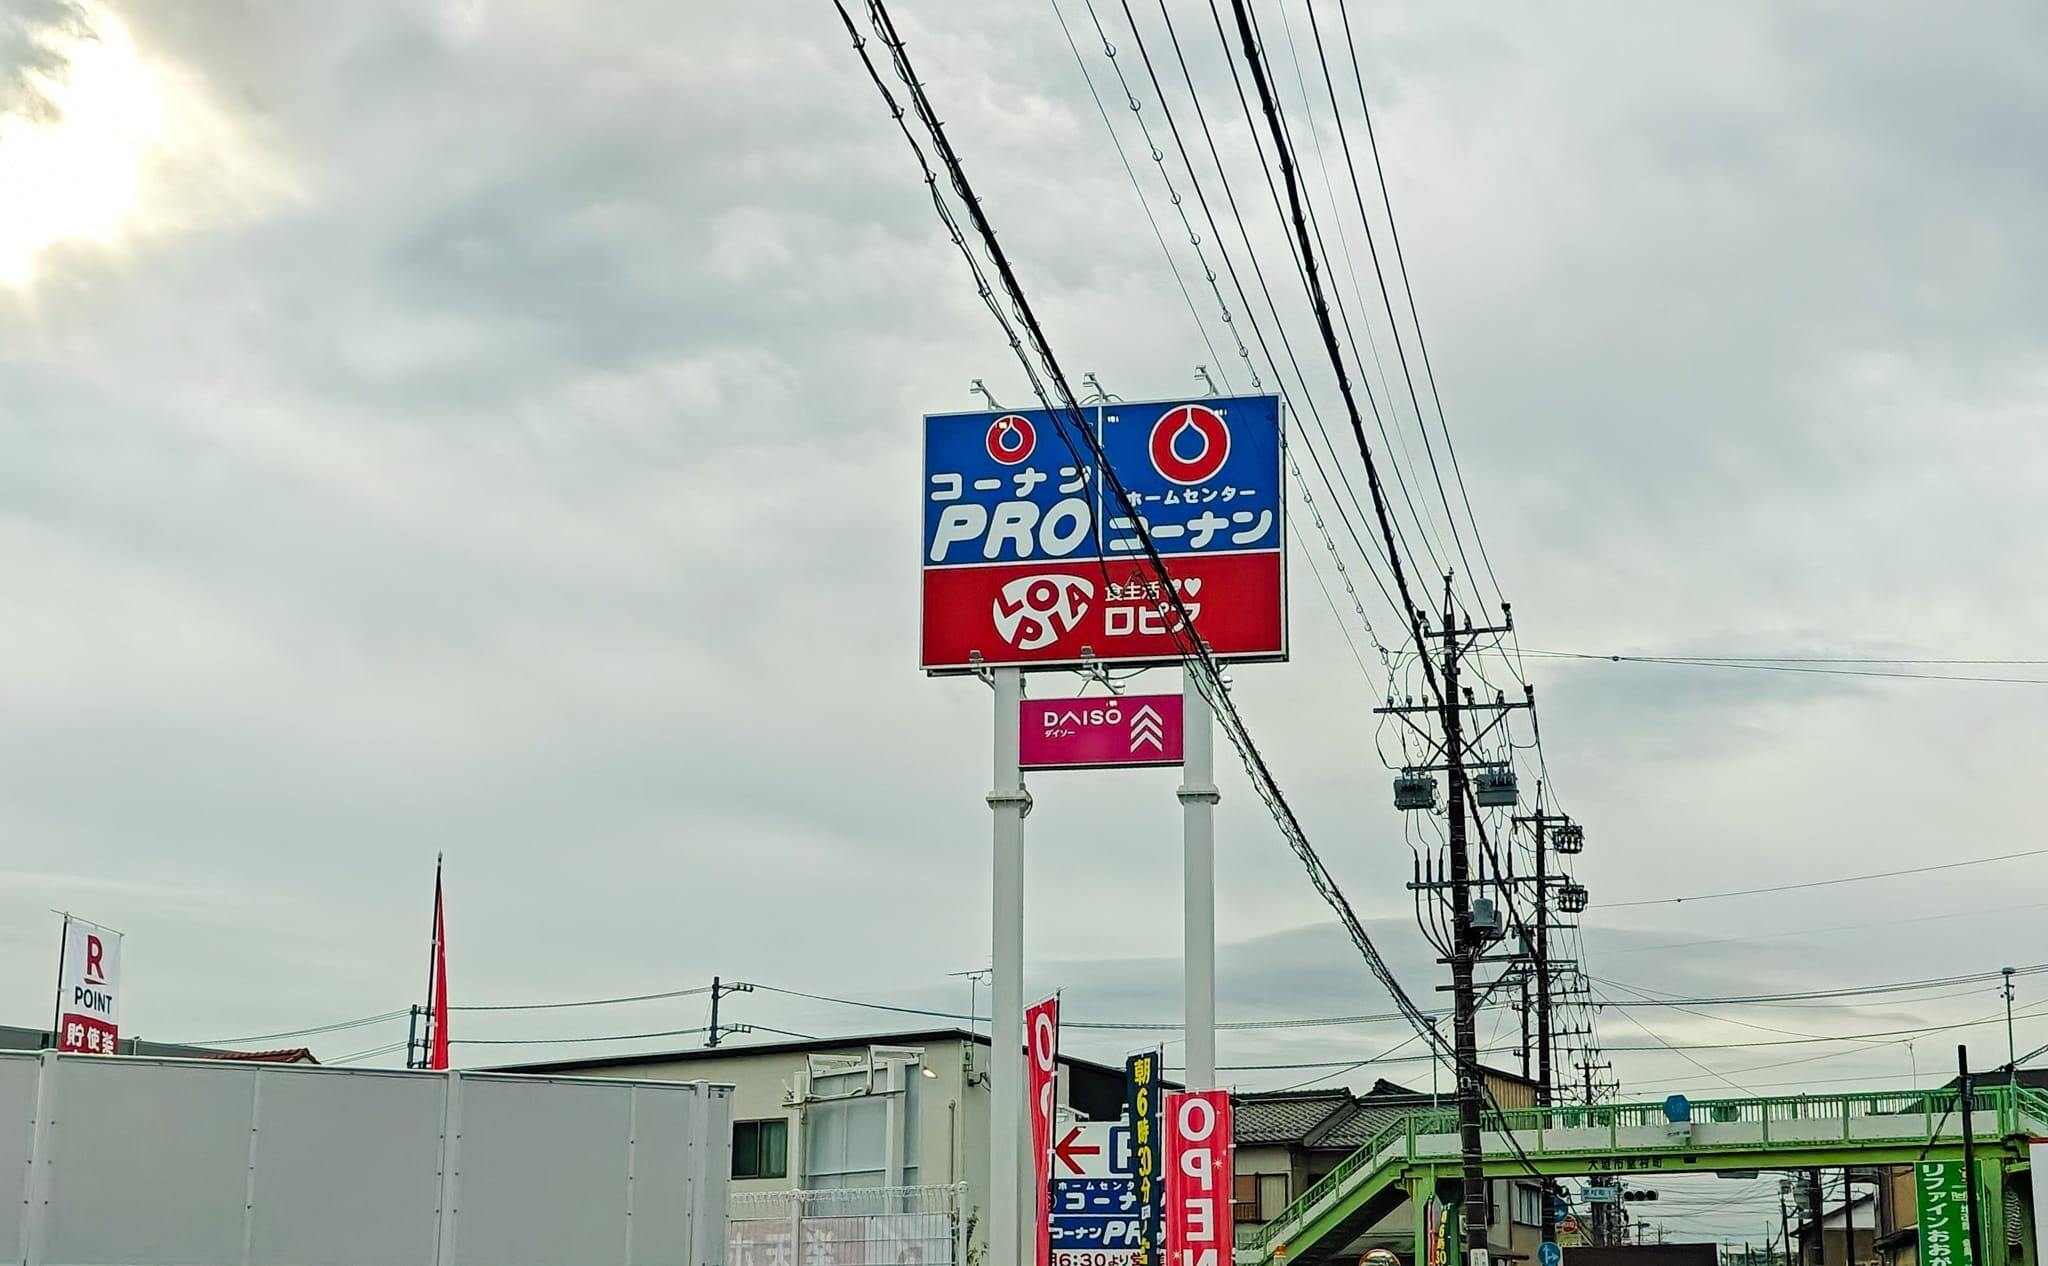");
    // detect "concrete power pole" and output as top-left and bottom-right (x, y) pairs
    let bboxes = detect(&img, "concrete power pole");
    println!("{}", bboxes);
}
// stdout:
(1380, 577), (1527, 1266)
